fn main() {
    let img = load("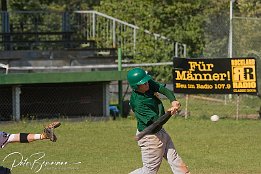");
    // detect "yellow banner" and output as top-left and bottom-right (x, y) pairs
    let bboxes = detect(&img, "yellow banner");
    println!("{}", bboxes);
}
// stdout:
(173, 57), (258, 94)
